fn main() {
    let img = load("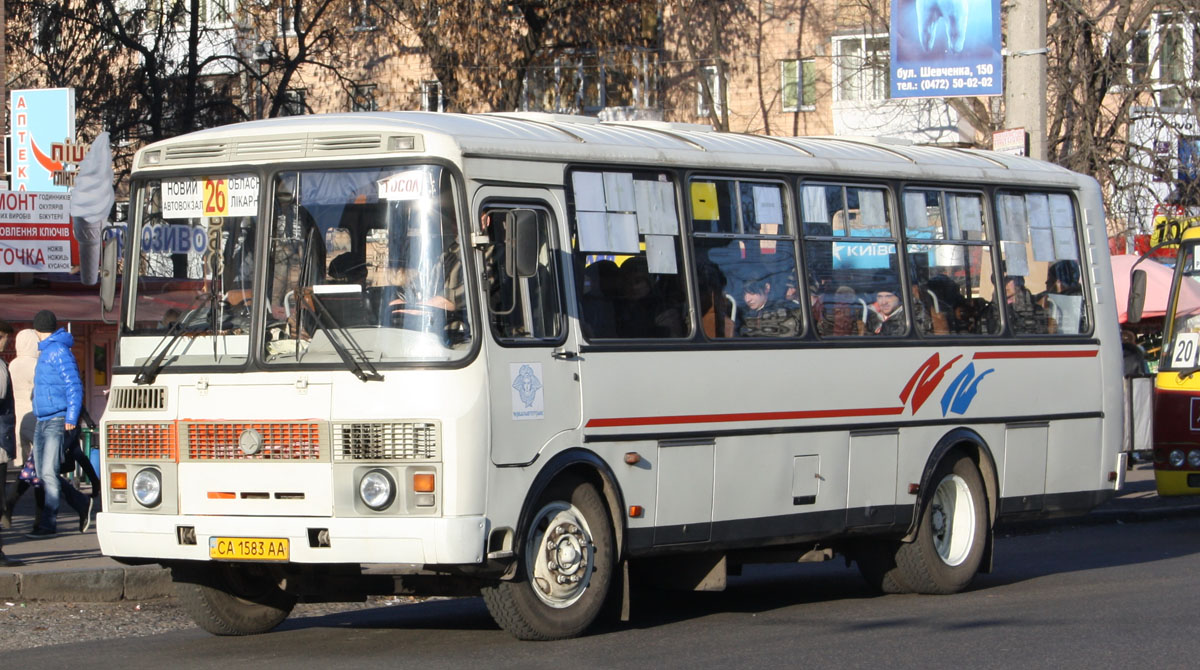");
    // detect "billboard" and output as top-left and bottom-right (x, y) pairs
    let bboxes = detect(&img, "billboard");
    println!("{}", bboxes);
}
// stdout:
(8, 88), (76, 192)
(889, 0), (1003, 99)
(0, 191), (75, 272)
